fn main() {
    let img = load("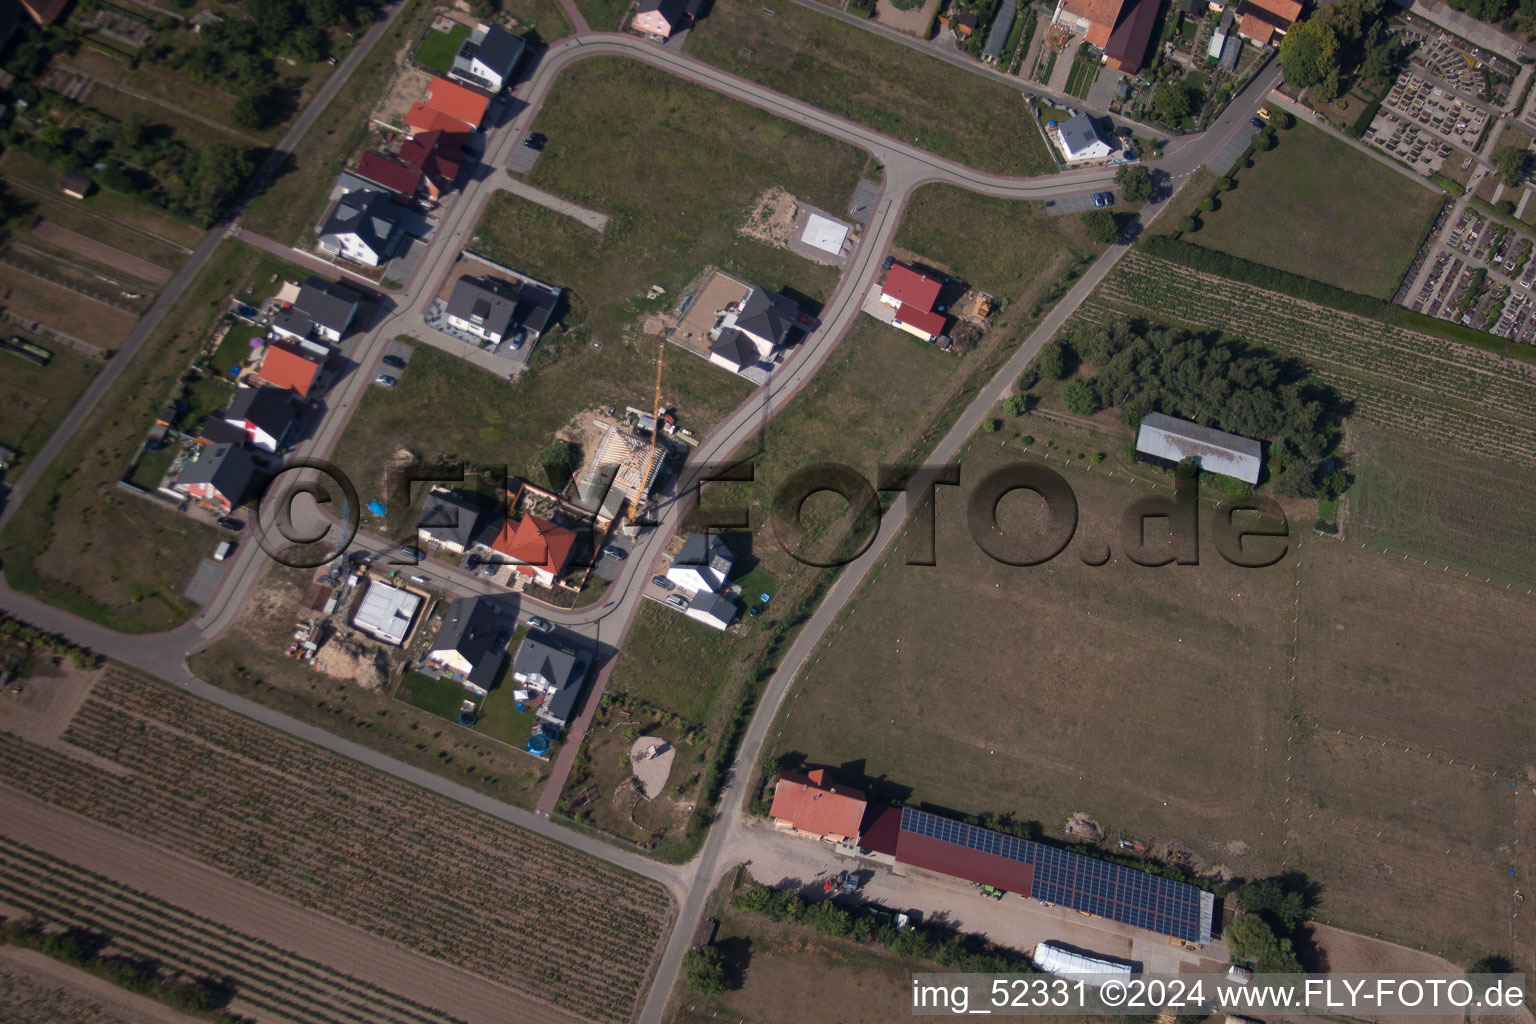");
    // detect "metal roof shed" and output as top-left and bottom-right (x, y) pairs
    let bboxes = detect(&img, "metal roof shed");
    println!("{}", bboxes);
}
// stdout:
(984, 0), (1019, 58)
(1135, 413), (1262, 483)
